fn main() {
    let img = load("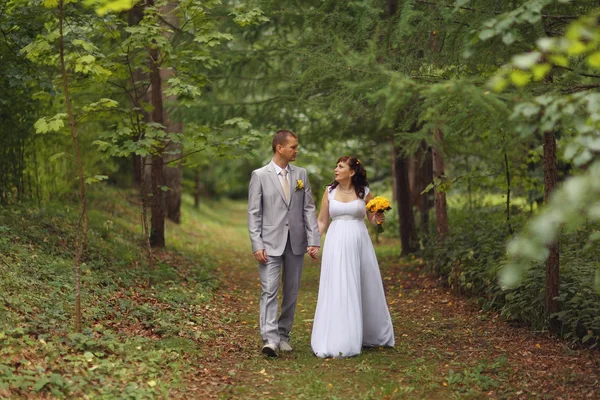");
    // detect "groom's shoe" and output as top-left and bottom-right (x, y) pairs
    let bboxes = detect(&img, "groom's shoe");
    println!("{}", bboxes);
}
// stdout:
(279, 341), (293, 352)
(261, 343), (278, 358)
